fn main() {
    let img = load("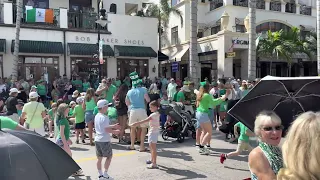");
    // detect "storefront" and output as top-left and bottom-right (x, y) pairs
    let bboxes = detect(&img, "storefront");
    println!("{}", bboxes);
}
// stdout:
(0, 39), (5, 78)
